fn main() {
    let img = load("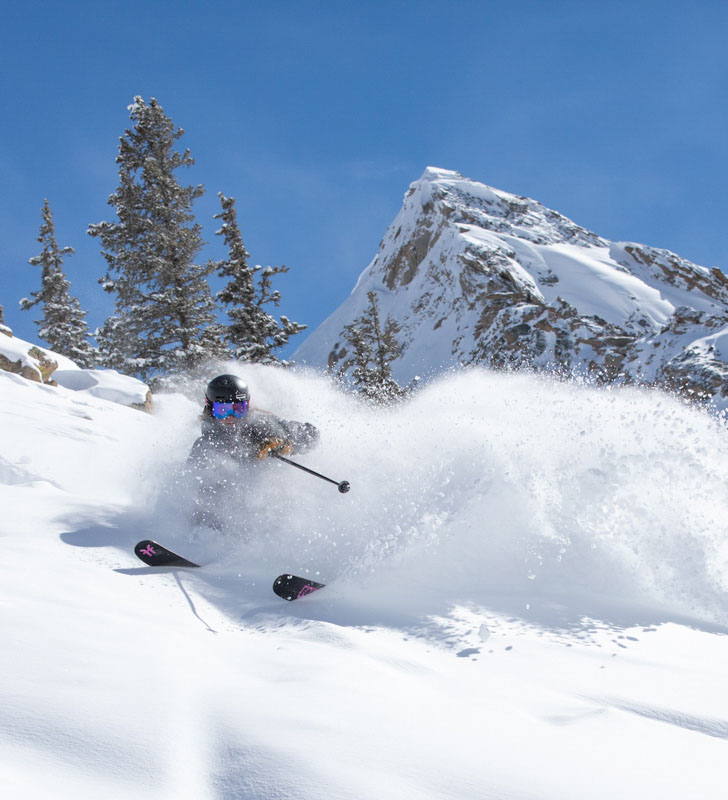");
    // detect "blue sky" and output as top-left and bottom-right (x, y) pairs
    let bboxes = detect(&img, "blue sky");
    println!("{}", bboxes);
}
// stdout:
(1, 0), (726, 356)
